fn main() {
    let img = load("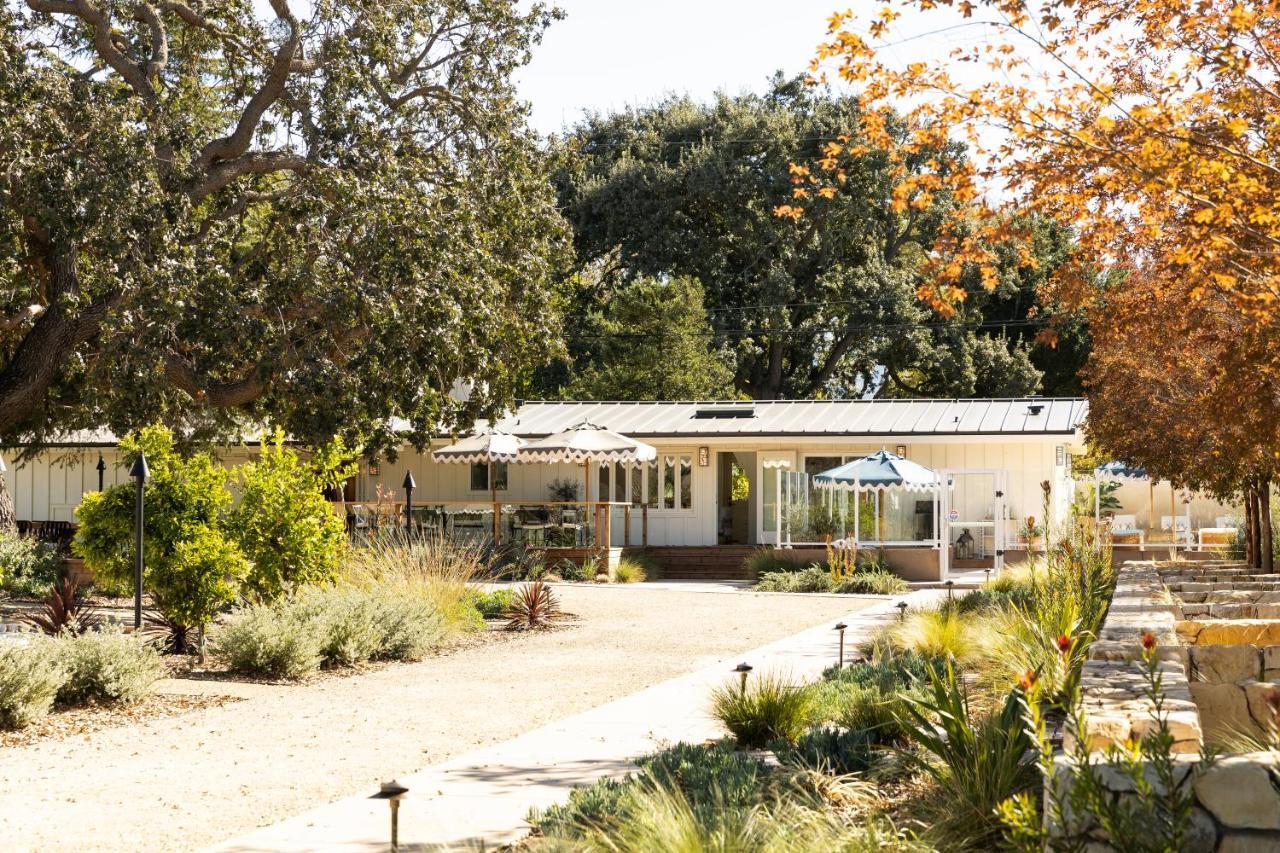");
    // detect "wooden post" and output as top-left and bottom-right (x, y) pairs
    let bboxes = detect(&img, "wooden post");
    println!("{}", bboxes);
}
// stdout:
(642, 505), (649, 548)
(1169, 482), (1178, 560)
(603, 503), (613, 554)
(624, 505), (631, 547)
(493, 501), (500, 543)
